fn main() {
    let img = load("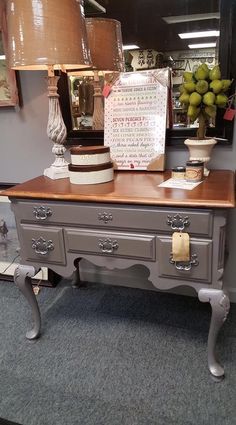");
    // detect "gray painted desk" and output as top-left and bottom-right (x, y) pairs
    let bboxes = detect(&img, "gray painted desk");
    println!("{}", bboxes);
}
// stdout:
(4, 170), (235, 379)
